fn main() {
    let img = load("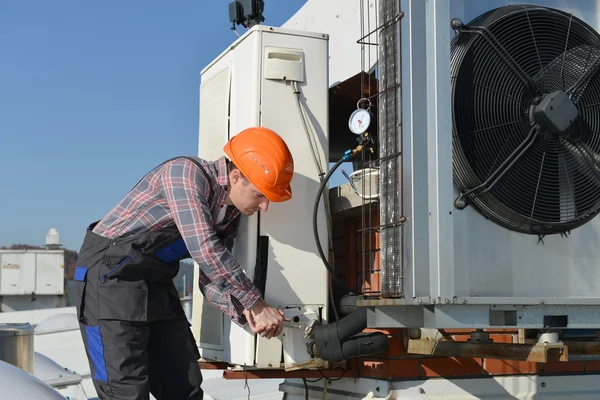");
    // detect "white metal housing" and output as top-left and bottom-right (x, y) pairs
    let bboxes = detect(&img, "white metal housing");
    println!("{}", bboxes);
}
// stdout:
(192, 25), (330, 369)
(0, 249), (64, 296)
(281, 373), (600, 400)
(359, 0), (600, 330)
